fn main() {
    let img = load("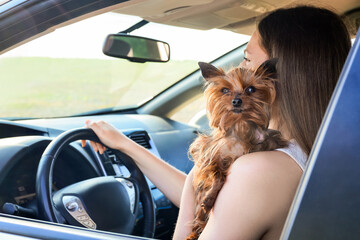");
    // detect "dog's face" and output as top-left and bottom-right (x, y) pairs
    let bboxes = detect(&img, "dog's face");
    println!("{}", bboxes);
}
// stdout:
(199, 60), (277, 134)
